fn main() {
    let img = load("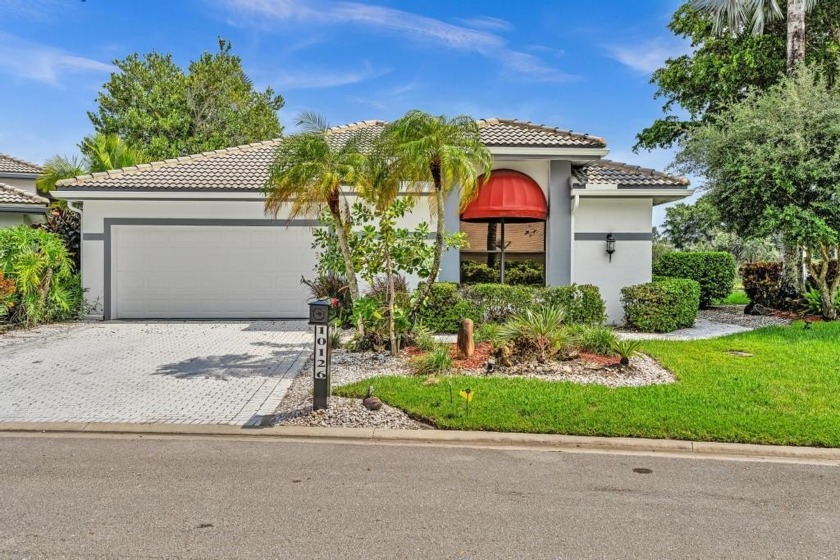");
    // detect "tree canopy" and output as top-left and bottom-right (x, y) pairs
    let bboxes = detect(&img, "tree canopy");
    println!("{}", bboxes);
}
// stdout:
(675, 66), (840, 317)
(88, 39), (284, 161)
(635, 2), (840, 151)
